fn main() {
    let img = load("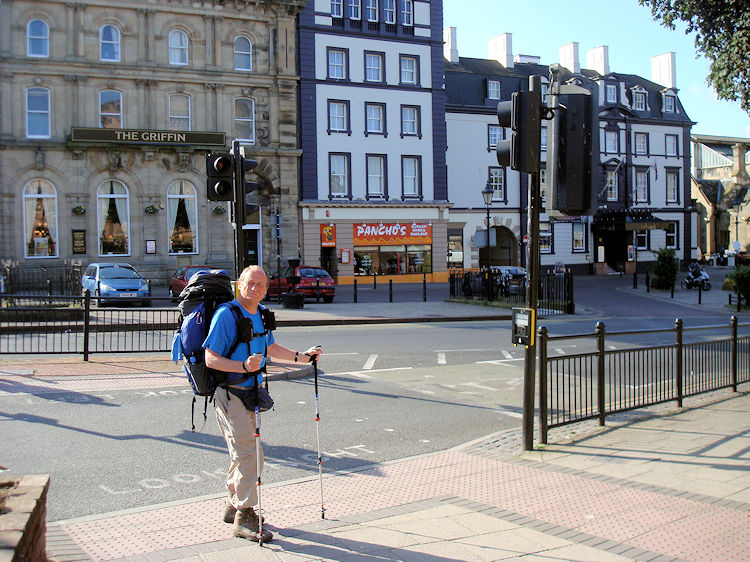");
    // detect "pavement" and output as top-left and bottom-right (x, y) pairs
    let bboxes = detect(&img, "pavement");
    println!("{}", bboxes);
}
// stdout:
(1, 274), (748, 561)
